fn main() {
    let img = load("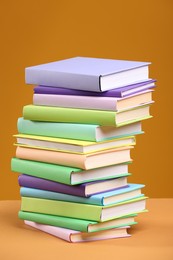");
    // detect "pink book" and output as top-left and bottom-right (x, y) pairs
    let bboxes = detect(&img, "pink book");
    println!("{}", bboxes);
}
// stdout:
(24, 220), (130, 242)
(33, 90), (153, 111)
